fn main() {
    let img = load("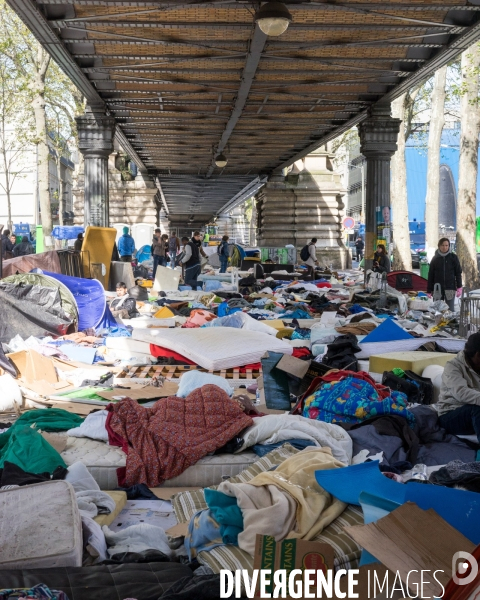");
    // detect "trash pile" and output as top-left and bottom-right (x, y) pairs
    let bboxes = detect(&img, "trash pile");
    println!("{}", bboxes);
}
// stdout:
(0, 254), (478, 600)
